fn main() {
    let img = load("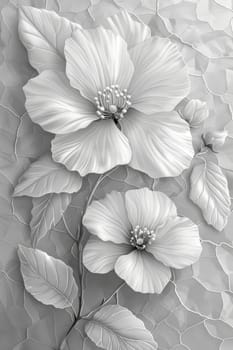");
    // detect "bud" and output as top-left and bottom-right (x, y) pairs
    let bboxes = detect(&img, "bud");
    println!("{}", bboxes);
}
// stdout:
(204, 130), (228, 152)
(180, 99), (209, 128)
